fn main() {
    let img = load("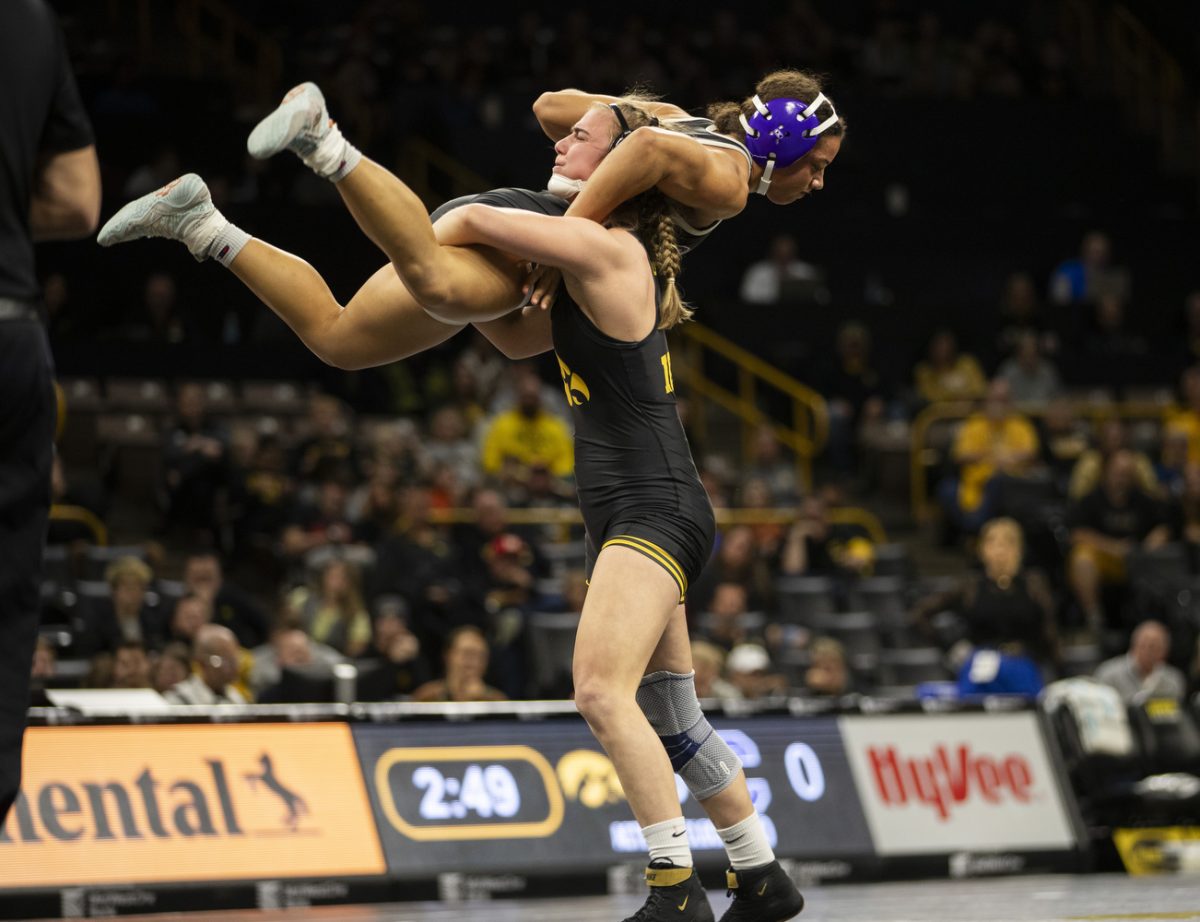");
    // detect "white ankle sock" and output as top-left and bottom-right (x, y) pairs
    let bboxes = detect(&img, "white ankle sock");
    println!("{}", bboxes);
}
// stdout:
(642, 817), (693, 868)
(717, 812), (775, 870)
(303, 121), (362, 182)
(183, 206), (250, 267)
